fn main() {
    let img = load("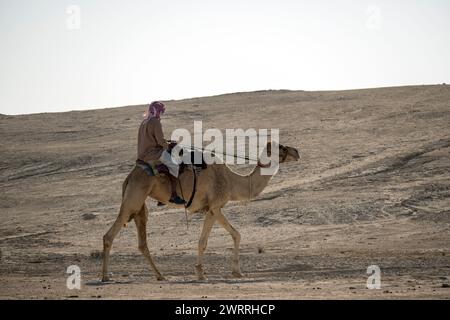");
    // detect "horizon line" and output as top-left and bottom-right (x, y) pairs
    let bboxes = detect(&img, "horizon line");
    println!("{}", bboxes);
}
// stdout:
(2, 83), (447, 117)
